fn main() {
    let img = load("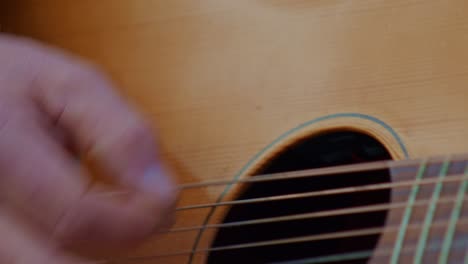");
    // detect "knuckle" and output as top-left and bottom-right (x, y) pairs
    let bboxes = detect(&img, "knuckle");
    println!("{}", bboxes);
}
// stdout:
(101, 117), (157, 162)
(64, 63), (108, 87)
(47, 62), (114, 111)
